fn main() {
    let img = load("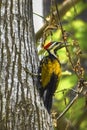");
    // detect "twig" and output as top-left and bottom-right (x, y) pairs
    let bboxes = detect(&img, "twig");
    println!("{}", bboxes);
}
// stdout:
(57, 94), (78, 120)
(55, 88), (78, 94)
(57, 79), (85, 120)
(33, 12), (48, 22)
